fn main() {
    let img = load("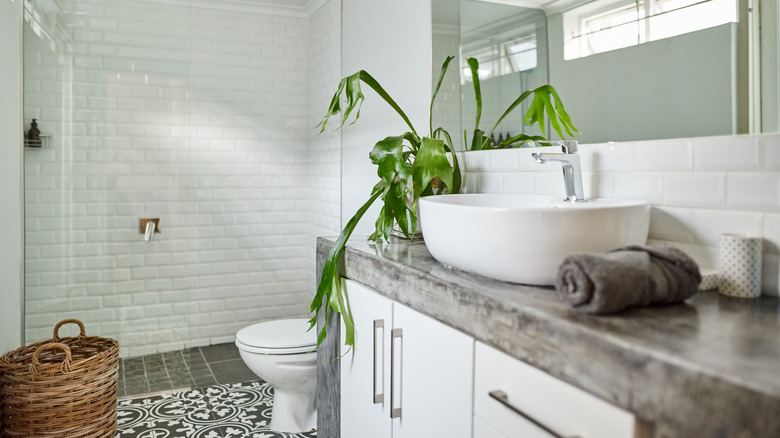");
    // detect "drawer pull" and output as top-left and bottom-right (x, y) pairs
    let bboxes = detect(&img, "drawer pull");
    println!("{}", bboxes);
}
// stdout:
(373, 319), (384, 404)
(390, 328), (403, 419)
(488, 390), (581, 438)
